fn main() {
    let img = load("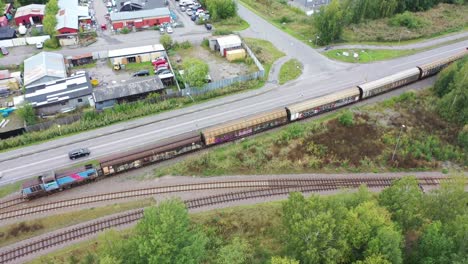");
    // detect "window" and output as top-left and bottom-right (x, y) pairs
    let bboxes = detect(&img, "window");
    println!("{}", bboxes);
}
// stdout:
(77, 98), (83, 103)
